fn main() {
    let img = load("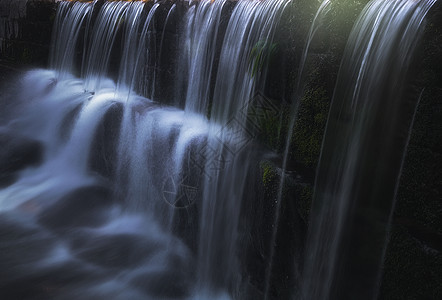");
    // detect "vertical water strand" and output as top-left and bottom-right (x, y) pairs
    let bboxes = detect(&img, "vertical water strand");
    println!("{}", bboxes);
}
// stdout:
(210, 0), (289, 124)
(123, 108), (203, 217)
(60, 92), (117, 174)
(195, 0), (290, 296)
(151, 3), (176, 101)
(208, 0), (259, 124)
(263, 1), (332, 299)
(117, 0), (145, 93)
(169, 0), (228, 235)
(49, 1), (94, 77)
(85, 1), (145, 207)
(174, 3), (196, 109)
(49, 0), (68, 69)
(113, 3), (161, 209)
(80, 0), (97, 80)
(183, 0), (227, 114)
(301, 1), (436, 299)
(131, 3), (160, 97)
(124, 108), (162, 212)
(83, 1), (130, 91)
